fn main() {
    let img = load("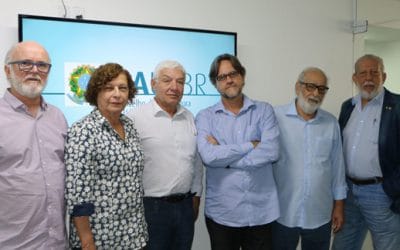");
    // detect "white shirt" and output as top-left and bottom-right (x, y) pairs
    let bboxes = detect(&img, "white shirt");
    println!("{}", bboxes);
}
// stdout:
(128, 99), (203, 197)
